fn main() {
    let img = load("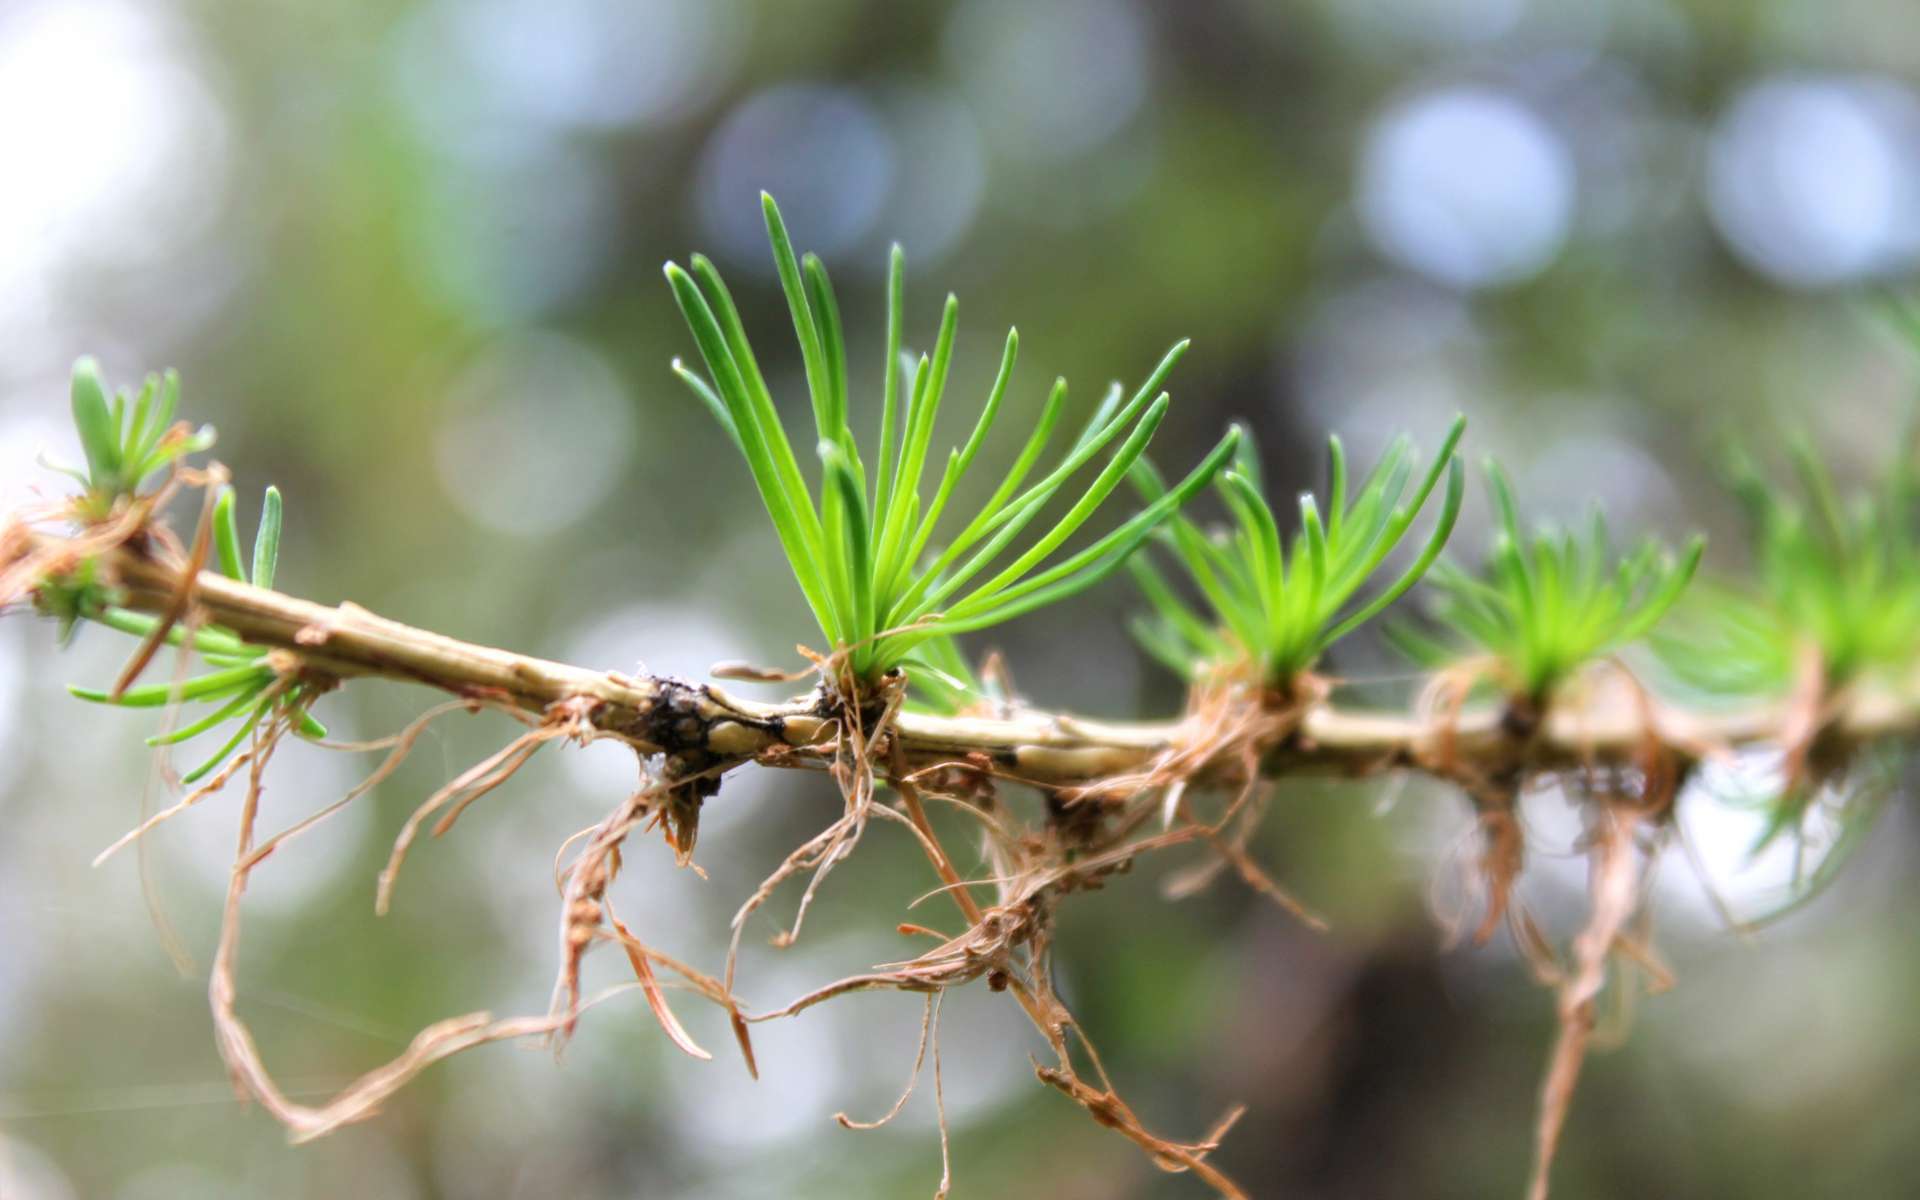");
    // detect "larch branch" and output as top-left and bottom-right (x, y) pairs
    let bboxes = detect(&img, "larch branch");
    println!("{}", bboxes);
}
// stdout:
(18, 532), (1920, 789)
